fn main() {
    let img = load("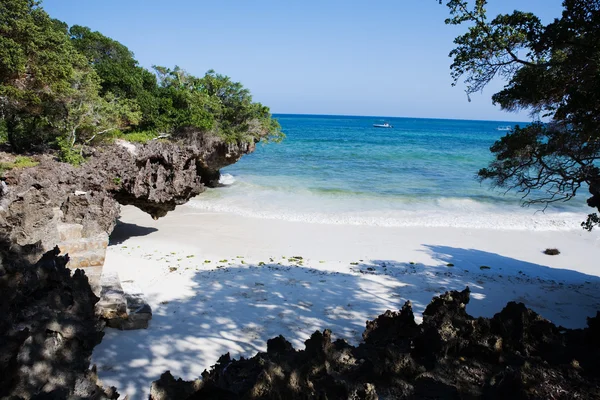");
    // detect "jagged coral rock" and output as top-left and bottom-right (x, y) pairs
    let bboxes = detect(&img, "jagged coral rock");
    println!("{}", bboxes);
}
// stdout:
(0, 131), (258, 264)
(0, 248), (117, 399)
(0, 131), (262, 398)
(150, 289), (600, 400)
